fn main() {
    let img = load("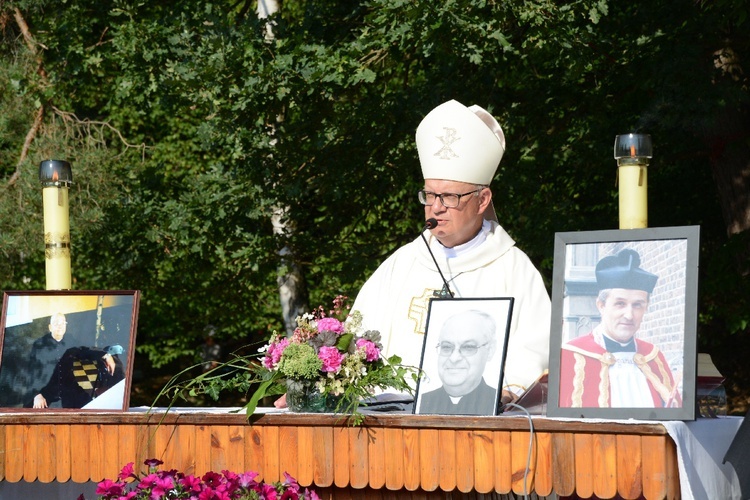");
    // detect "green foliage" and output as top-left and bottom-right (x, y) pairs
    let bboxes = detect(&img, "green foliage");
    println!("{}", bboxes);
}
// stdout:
(2, 0), (749, 406)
